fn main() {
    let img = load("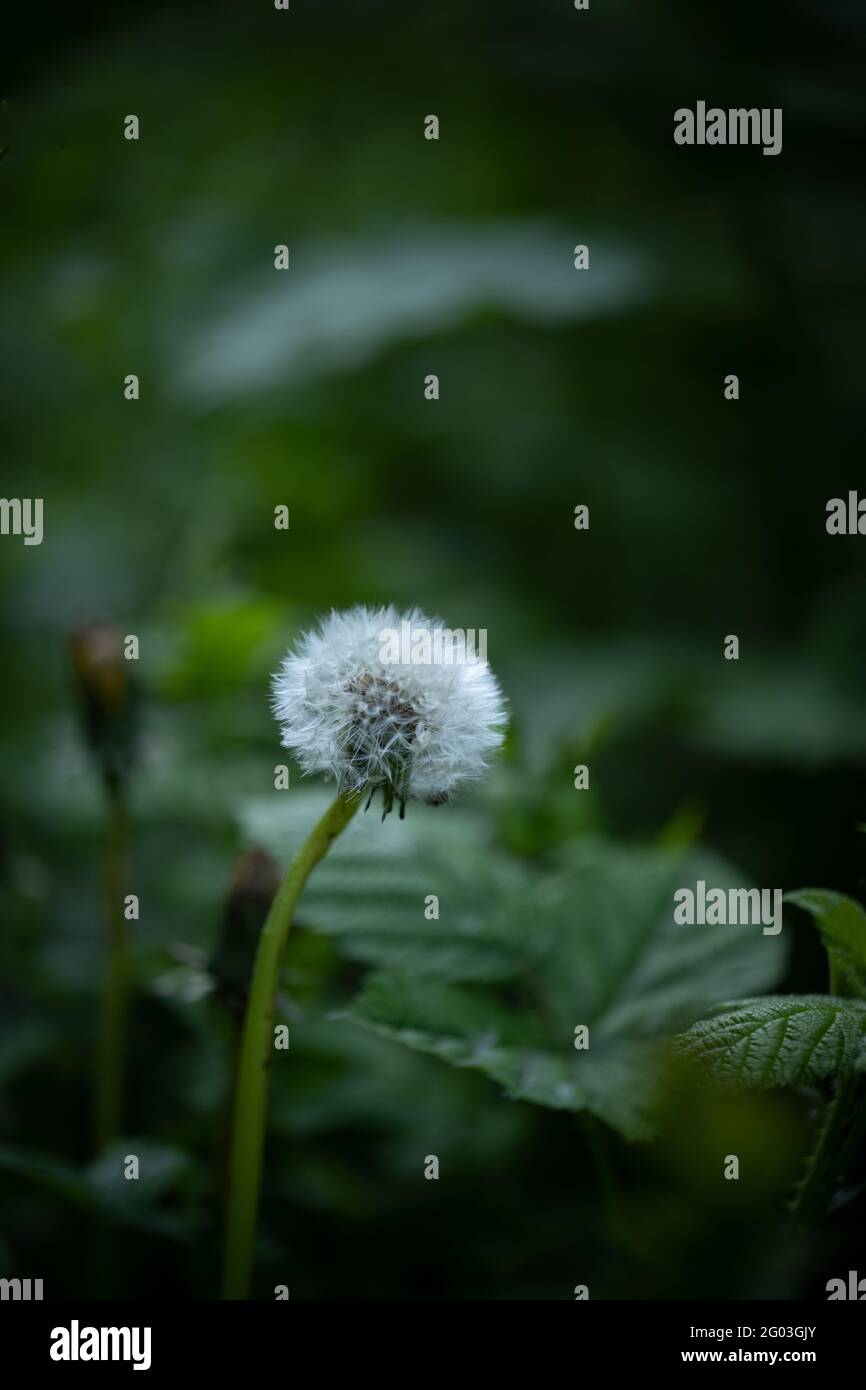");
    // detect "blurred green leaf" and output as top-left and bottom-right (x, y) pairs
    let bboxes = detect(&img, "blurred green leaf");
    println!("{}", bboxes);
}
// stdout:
(86, 1140), (195, 1236)
(785, 889), (866, 999)
(694, 664), (866, 767)
(240, 791), (532, 982)
(338, 972), (663, 1139)
(158, 597), (286, 699)
(0, 1144), (95, 1208)
(336, 837), (785, 1138)
(0, 1140), (197, 1240)
(533, 840), (785, 1041)
(0, 1018), (57, 1086)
